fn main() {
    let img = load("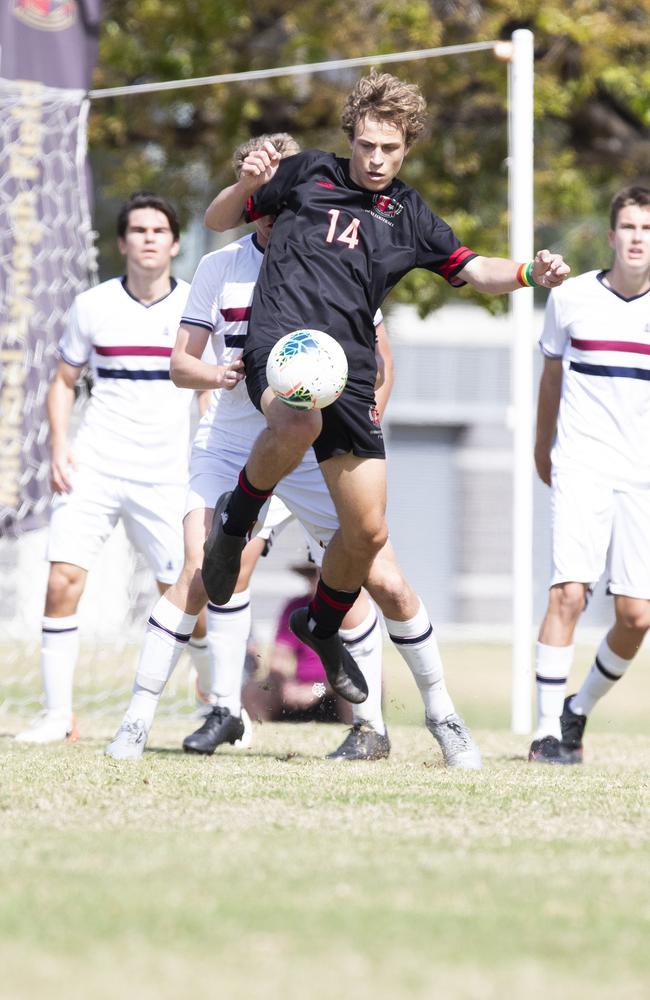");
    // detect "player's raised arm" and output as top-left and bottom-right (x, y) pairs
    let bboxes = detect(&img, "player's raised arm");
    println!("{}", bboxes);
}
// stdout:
(459, 248), (570, 294)
(204, 140), (281, 232)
